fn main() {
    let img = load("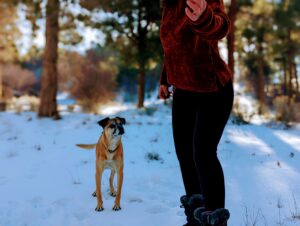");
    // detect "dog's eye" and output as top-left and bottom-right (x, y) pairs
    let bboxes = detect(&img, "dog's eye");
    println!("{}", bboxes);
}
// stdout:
(109, 124), (115, 128)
